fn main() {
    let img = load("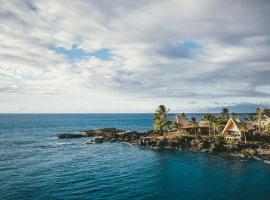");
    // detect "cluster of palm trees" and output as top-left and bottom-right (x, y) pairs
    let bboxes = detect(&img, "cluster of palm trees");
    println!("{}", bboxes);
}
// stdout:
(198, 108), (229, 135)
(153, 105), (270, 135)
(153, 105), (231, 135)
